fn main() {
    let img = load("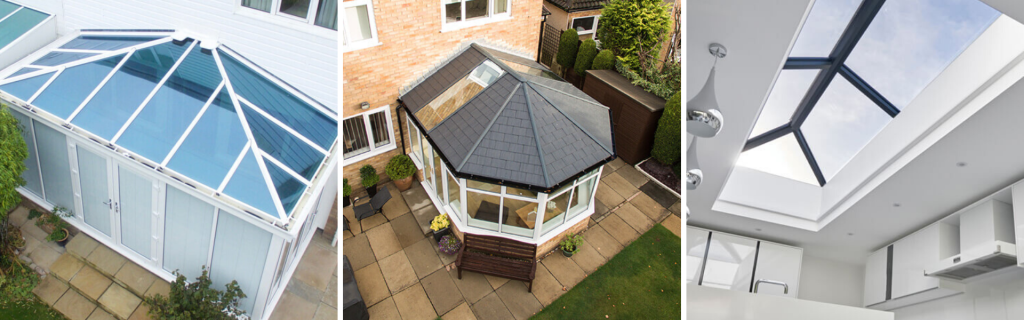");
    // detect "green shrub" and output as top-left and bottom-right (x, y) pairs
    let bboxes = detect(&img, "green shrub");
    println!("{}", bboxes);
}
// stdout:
(573, 39), (598, 75)
(0, 104), (28, 219)
(343, 178), (351, 197)
(385, 154), (416, 180)
(556, 29), (579, 70)
(591, 50), (615, 70)
(616, 59), (680, 100)
(360, 165), (379, 188)
(28, 206), (73, 242)
(651, 91), (681, 166)
(146, 267), (246, 320)
(596, 0), (671, 70)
